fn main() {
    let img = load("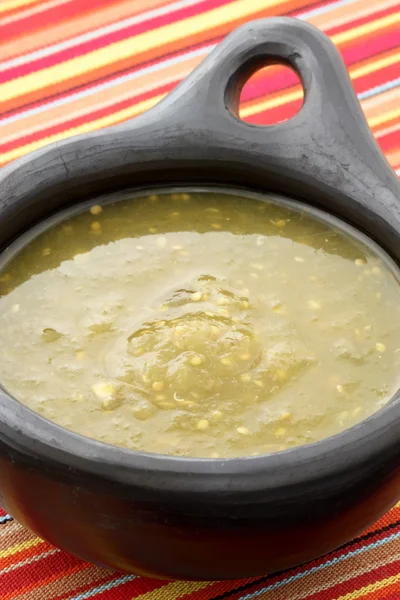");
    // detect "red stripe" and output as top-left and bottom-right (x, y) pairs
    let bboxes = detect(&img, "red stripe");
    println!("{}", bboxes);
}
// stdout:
(0, 0), (46, 25)
(328, 3), (400, 36)
(339, 29), (400, 65)
(0, 0), (130, 43)
(305, 559), (400, 600)
(0, 0), (99, 42)
(0, 551), (83, 595)
(378, 128), (400, 154)
(239, 50), (399, 107)
(203, 560), (400, 600)
(1, 40), (398, 154)
(242, 97), (303, 125)
(0, 79), (174, 154)
(2, 31), (397, 140)
(0, 36), (215, 119)
(0, 541), (51, 570)
(92, 577), (168, 599)
(2, 0), (398, 88)
(240, 68), (301, 102)
(0, 0), (230, 84)
(7, 21), (399, 125)
(180, 522), (400, 600)
(51, 573), (119, 600)
(354, 61), (400, 94)
(241, 62), (399, 125)
(383, 591), (400, 600)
